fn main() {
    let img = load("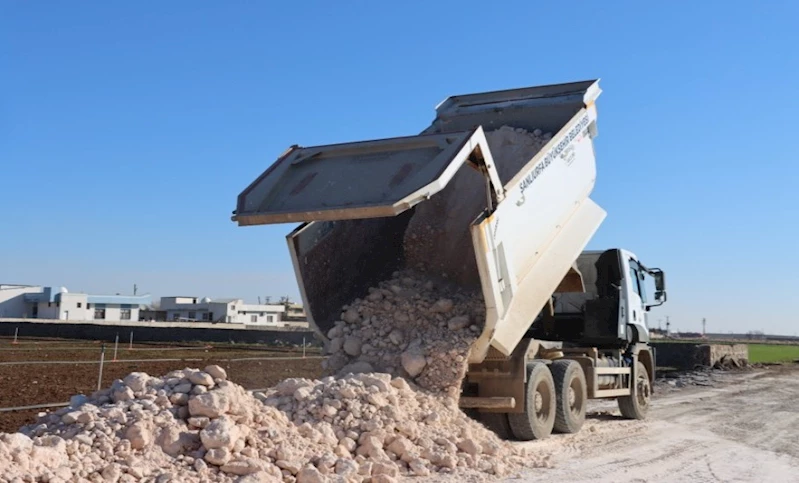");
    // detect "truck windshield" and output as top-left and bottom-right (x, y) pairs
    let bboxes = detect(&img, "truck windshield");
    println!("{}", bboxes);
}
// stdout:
(638, 272), (648, 304)
(629, 260), (648, 304)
